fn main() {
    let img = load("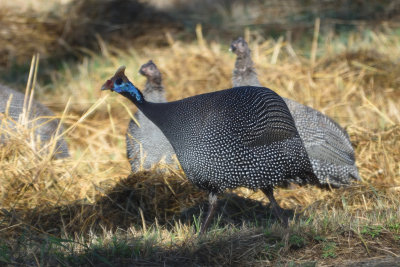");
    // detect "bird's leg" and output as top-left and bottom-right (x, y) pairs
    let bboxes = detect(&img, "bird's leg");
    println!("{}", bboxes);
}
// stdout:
(261, 187), (289, 227)
(200, 193), (218, 234)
